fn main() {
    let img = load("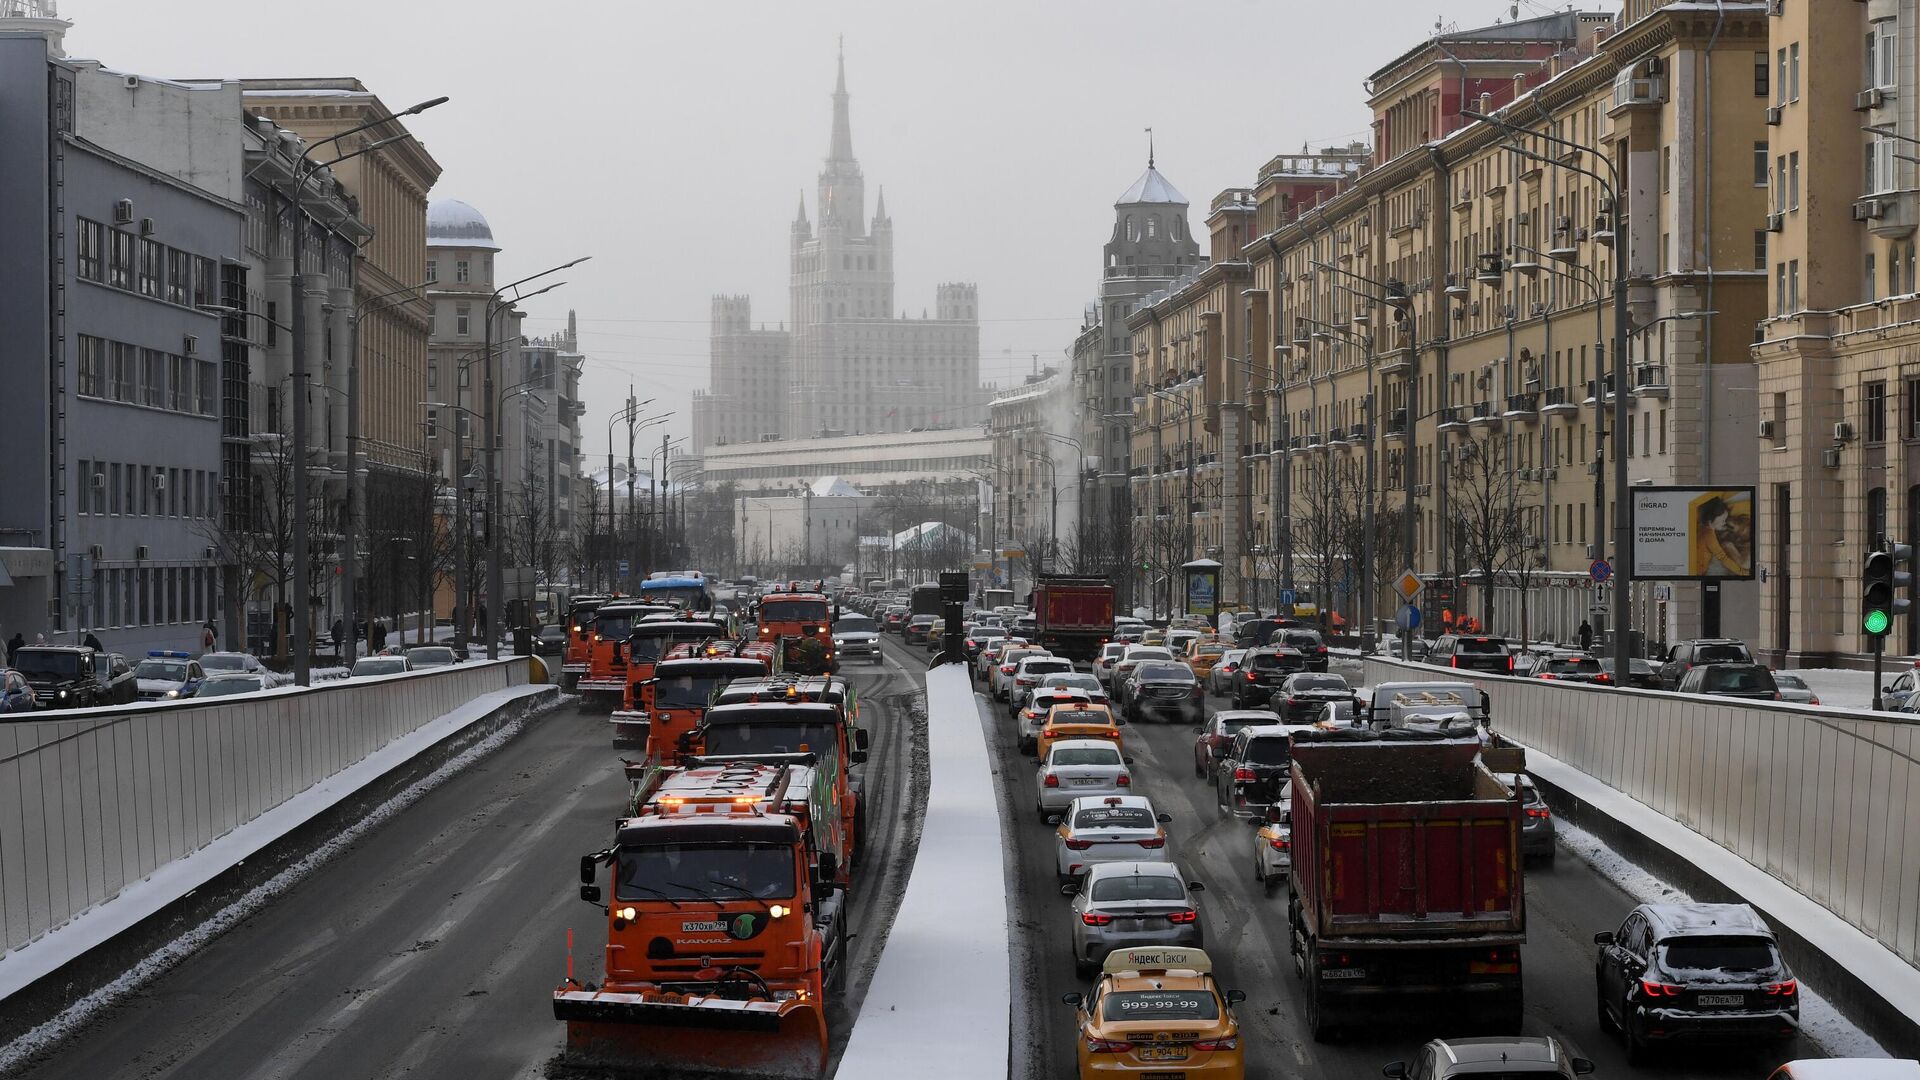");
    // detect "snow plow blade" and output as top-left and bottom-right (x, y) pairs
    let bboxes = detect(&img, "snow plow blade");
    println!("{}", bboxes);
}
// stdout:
(554, 988), (827, 1078)
(608, 711), (648, 746)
